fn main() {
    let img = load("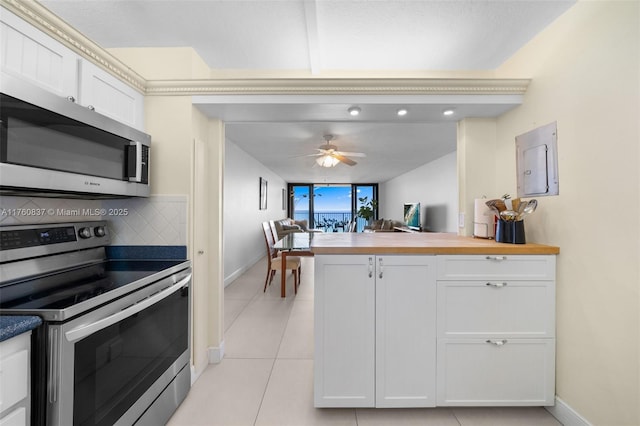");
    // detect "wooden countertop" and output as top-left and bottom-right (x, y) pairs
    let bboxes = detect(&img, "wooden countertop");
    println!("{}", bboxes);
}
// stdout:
(310, 232), (560, 255)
